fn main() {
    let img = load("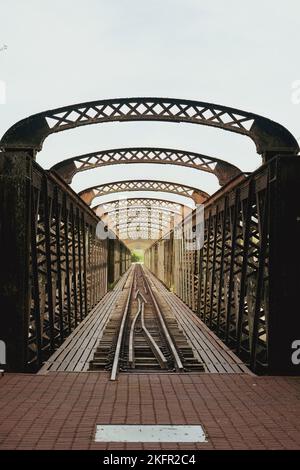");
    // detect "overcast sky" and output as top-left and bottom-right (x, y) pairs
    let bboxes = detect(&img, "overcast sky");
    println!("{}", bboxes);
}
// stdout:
(1, 0), (300, 203)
